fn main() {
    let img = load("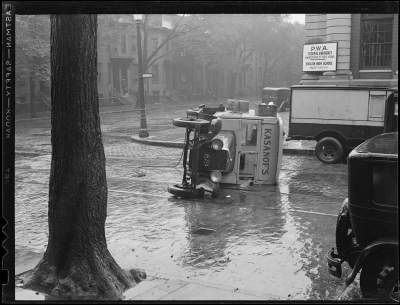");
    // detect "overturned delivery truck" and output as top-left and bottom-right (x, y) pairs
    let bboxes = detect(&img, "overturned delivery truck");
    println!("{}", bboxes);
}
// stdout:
(168, 100), (284, 198)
